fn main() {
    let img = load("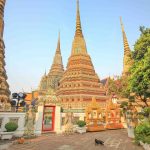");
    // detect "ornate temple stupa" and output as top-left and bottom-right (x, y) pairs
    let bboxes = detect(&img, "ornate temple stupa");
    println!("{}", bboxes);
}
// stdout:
(0, 0), (10, 104)
(56, 0), (108, 110)
(120, 17), (133, 76)
(38, 33), (64, 95)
